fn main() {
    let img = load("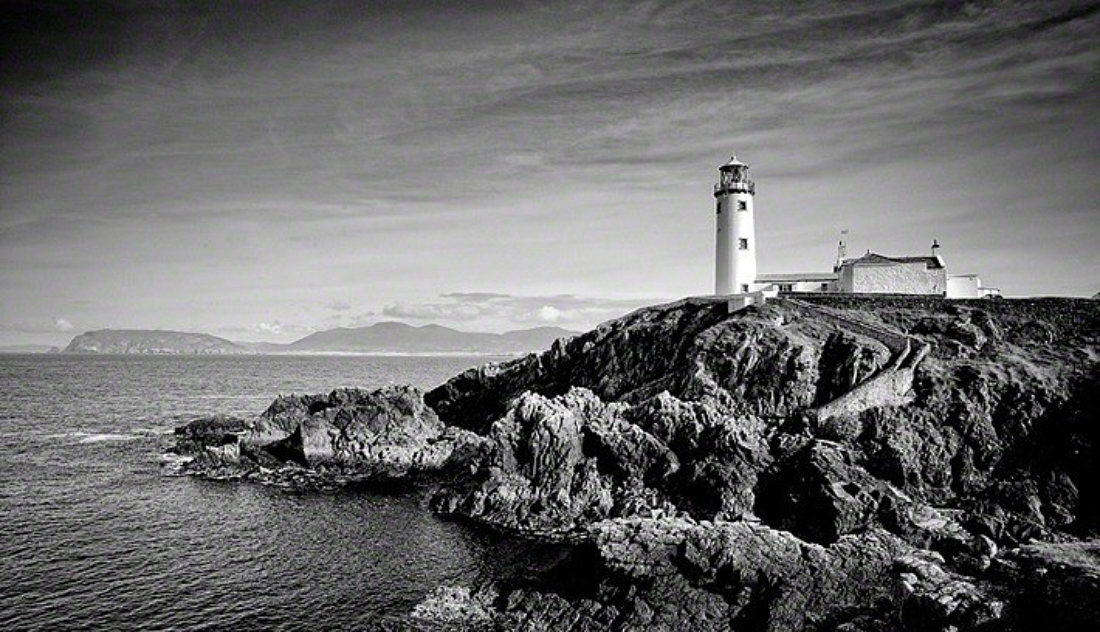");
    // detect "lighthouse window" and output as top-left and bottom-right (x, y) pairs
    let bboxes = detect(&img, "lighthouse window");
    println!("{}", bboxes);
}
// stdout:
(737, 200), (747, 211)
(738, 238), (749, 250)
